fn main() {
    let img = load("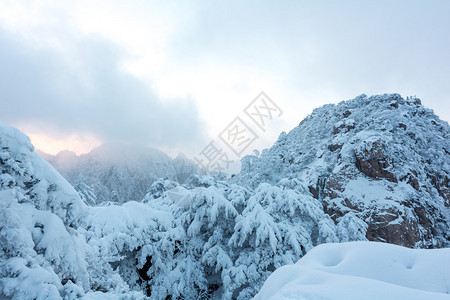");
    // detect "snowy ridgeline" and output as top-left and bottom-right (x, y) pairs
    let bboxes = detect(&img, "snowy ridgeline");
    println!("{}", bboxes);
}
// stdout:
(255, 241), (450, 300)
(39, 143), (201, 205)
(0, 120), (366, 299)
